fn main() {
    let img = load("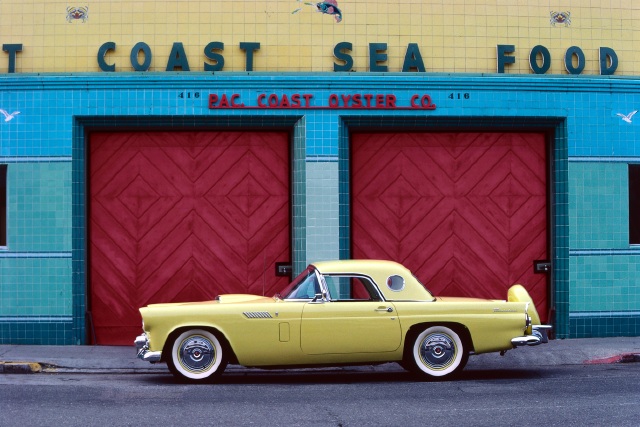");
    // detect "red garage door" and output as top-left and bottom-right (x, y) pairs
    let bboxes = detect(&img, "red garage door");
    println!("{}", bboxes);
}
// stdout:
(89, 131), (291, 344)
(352, 132), (548, 320)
